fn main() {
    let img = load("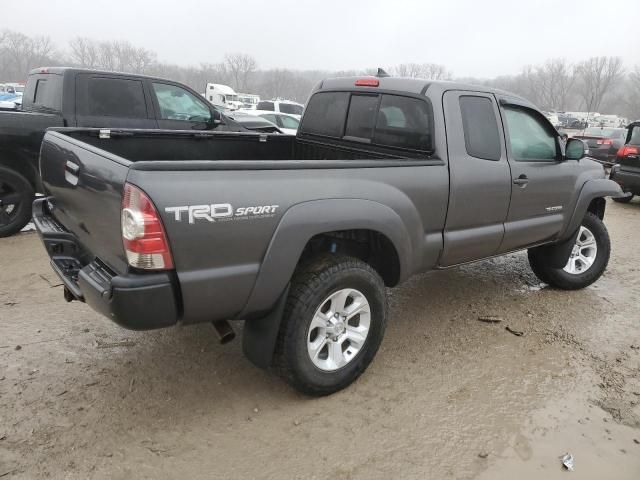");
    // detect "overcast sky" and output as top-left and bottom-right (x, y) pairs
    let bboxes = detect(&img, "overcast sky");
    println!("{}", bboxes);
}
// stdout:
(5, 0), (640, 77)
